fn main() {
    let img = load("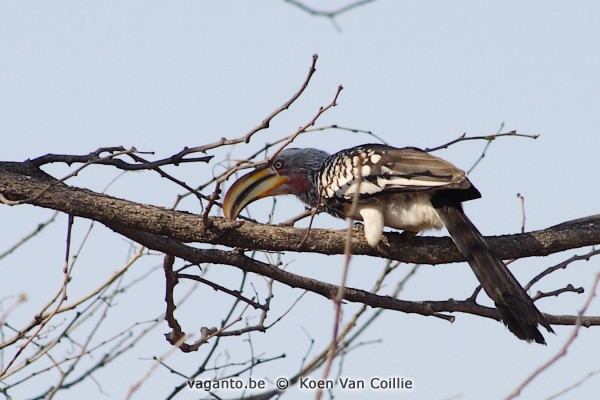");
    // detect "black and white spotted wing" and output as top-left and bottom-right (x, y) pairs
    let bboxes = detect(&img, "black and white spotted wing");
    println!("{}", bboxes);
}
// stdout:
(316, 144), (475, 201)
